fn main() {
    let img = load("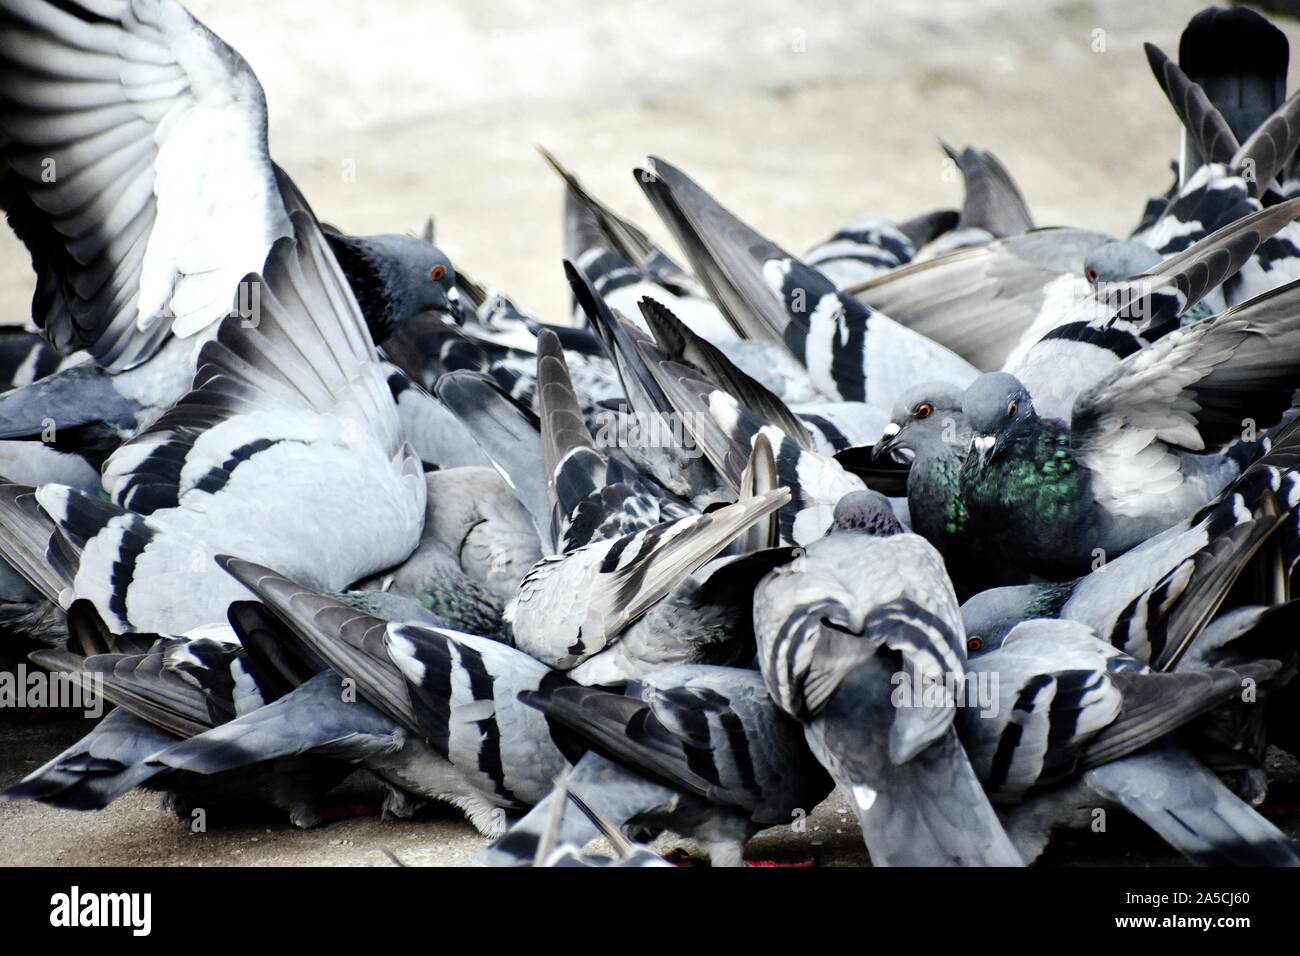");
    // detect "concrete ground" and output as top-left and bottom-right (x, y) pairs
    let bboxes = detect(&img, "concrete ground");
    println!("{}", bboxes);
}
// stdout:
(2, 0), (1300, 866)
